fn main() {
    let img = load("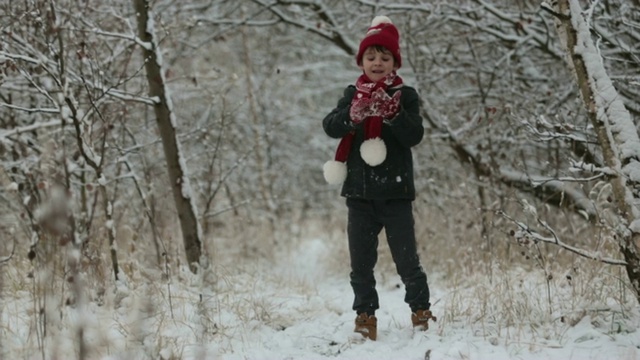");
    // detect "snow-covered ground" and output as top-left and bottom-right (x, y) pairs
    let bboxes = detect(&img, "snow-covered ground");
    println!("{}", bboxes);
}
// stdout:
(2, 236), (639, 359)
